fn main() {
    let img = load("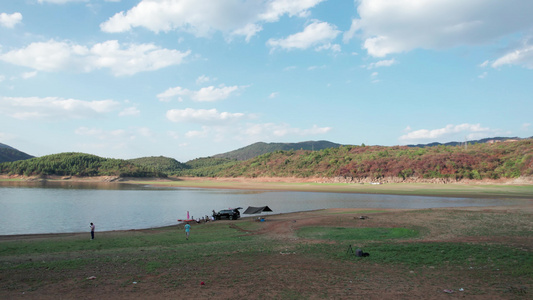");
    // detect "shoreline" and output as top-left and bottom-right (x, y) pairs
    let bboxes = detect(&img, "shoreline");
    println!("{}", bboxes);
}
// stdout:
(1, 175), (531, 239)
(1, 204), (531, 241)
(8, 175), (533, 200)
(2, 175), (532, 199)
